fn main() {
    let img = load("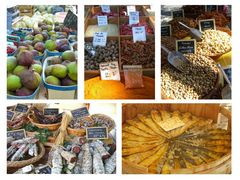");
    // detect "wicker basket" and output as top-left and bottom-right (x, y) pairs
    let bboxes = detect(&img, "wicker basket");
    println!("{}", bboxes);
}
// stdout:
(122, 104), (231, 174)
(7, 142), (45, 168)
(28, 113), (61, 131)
